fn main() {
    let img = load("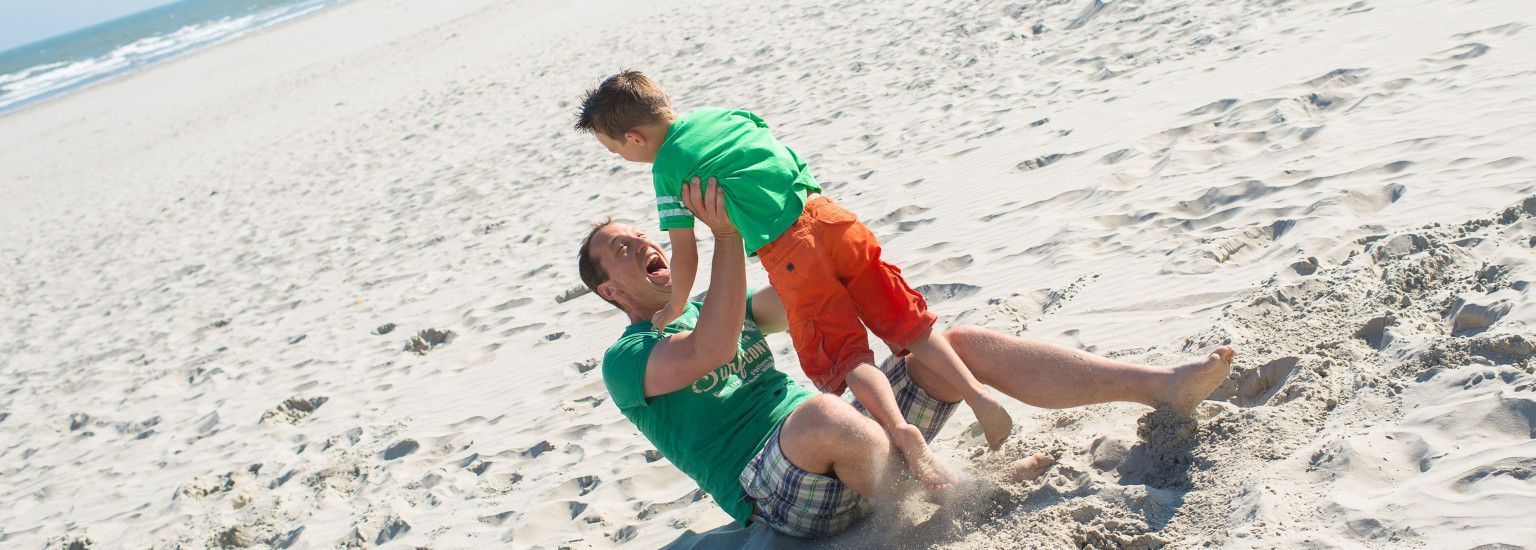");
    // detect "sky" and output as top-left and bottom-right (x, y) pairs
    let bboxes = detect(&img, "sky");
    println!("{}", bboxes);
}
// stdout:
(0, 0), (182, 52)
